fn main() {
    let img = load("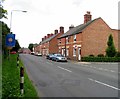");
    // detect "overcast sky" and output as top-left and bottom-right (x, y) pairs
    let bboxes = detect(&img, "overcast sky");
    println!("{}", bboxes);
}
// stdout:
(2, 0), (119, 48)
